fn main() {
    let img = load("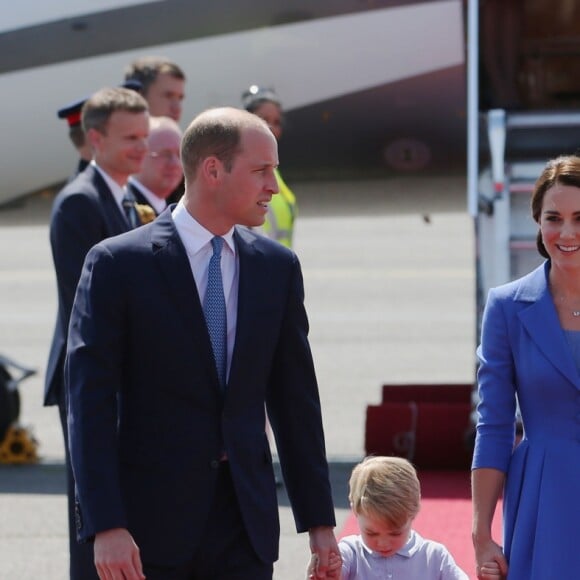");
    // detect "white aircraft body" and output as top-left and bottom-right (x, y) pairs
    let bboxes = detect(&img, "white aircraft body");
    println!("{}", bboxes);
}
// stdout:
(0, 0), (465, 204)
